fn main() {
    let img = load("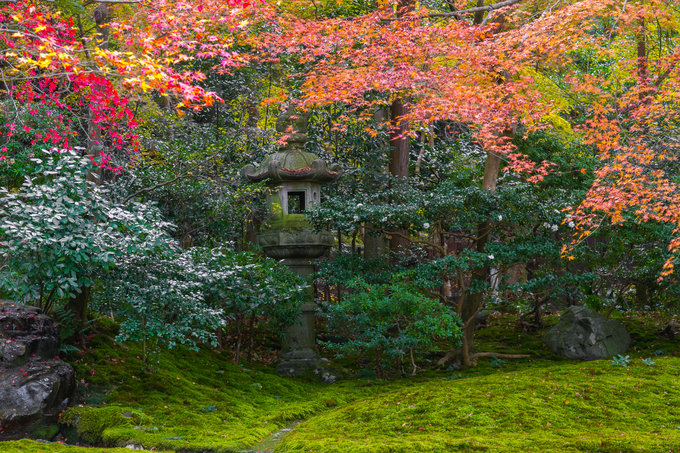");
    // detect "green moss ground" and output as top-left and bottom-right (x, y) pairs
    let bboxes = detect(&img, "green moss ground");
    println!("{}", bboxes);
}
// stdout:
(0, 440), (142, 452)
(279, 358), (680, 452)
(51, 333), (403, 452)
(3, 311), (680, 452)
(278, 312), (680, 452)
